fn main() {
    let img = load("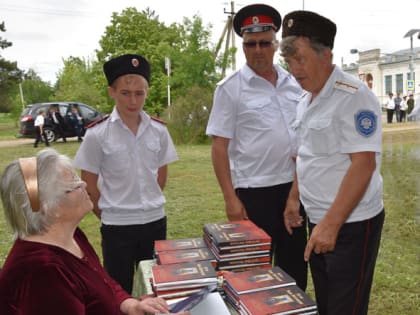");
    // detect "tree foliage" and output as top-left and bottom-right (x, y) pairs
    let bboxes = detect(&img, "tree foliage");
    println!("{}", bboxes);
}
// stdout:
(54, 56), (106, 110)
(21, 69), (53, 104)
(96, 7), (180, 115)
(0, 22), (22, 112)
(95, 7), (220, 118)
